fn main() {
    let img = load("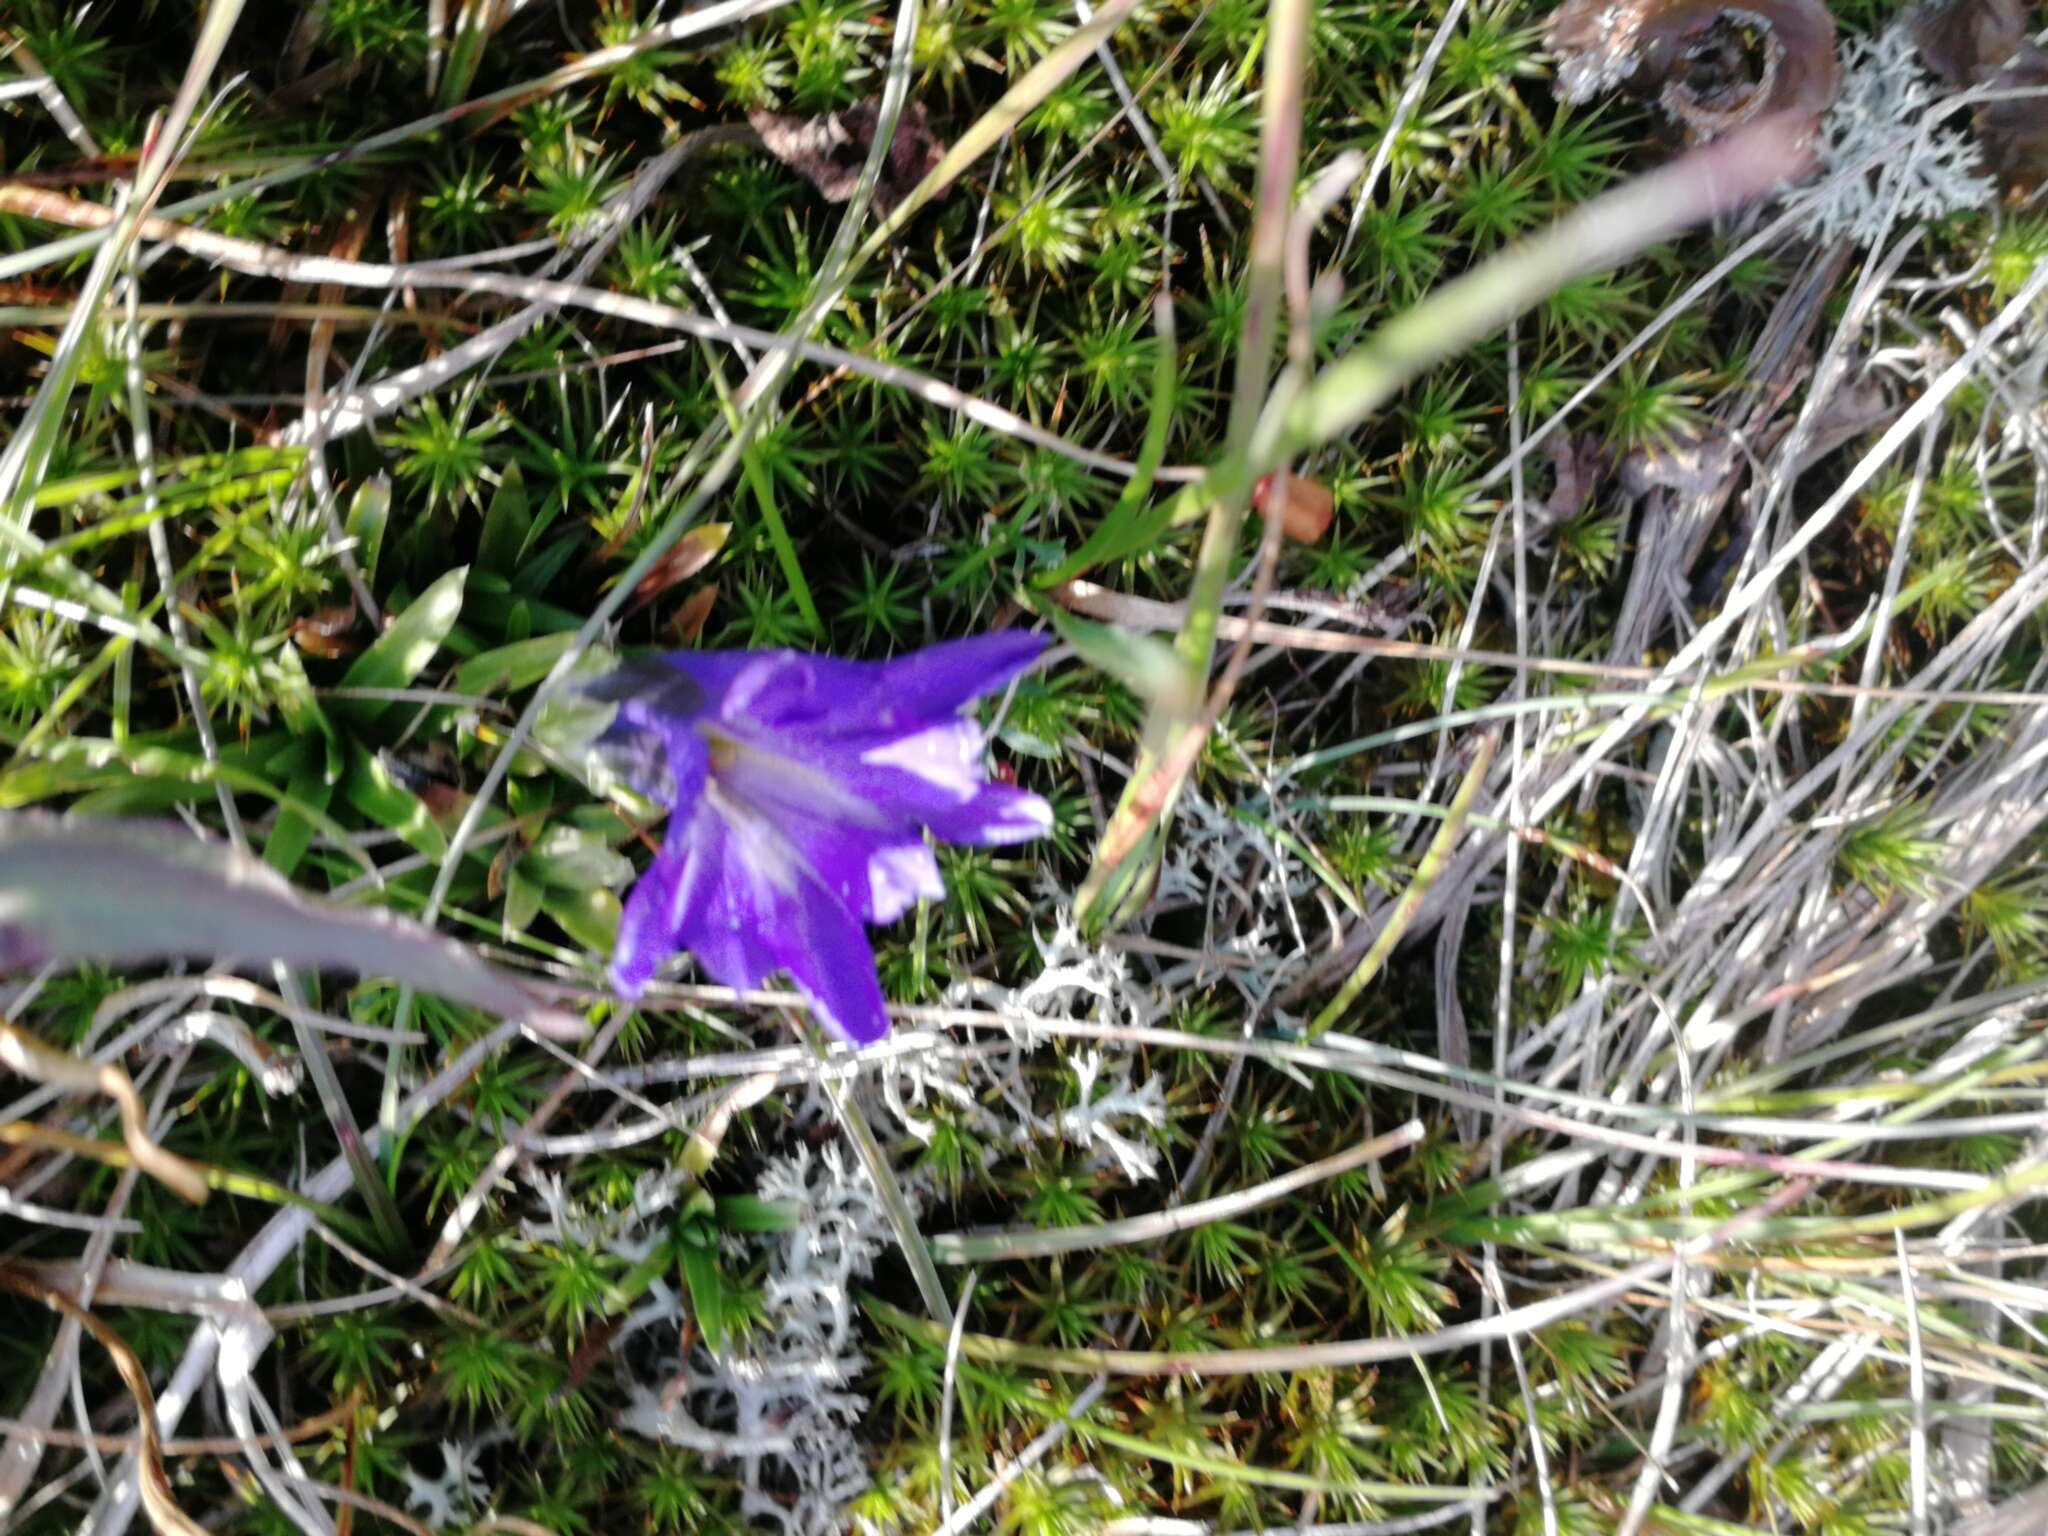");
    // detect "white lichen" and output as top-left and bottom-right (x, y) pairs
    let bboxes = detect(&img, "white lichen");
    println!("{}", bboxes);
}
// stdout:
(1157, 786), (1321, 1007)
(400, 1439), (492, 1530)
(616, 1142), (895, 1536)
(602, 777), (1311, 1532)
(1060, 1048), (1168, 1181)
(1792, 23), (1996, 246)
